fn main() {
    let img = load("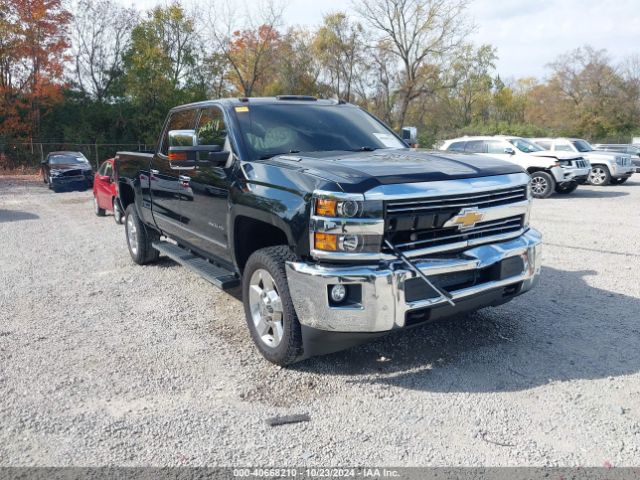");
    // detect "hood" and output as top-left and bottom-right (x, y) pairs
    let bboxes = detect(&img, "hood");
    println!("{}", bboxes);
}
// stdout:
(529, 151), (582, 161)
(581, 150), (622, 161)
(260, 149), (524, 192)
(49, 162), (92, 172)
